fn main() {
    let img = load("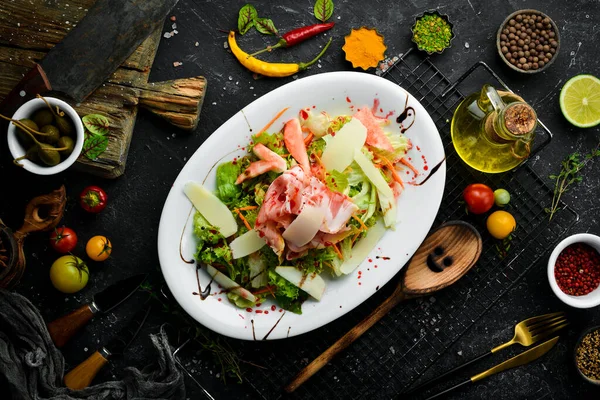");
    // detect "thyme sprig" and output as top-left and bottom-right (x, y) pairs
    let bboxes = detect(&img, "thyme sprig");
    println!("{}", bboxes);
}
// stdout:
(545, 143), (600, 221)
